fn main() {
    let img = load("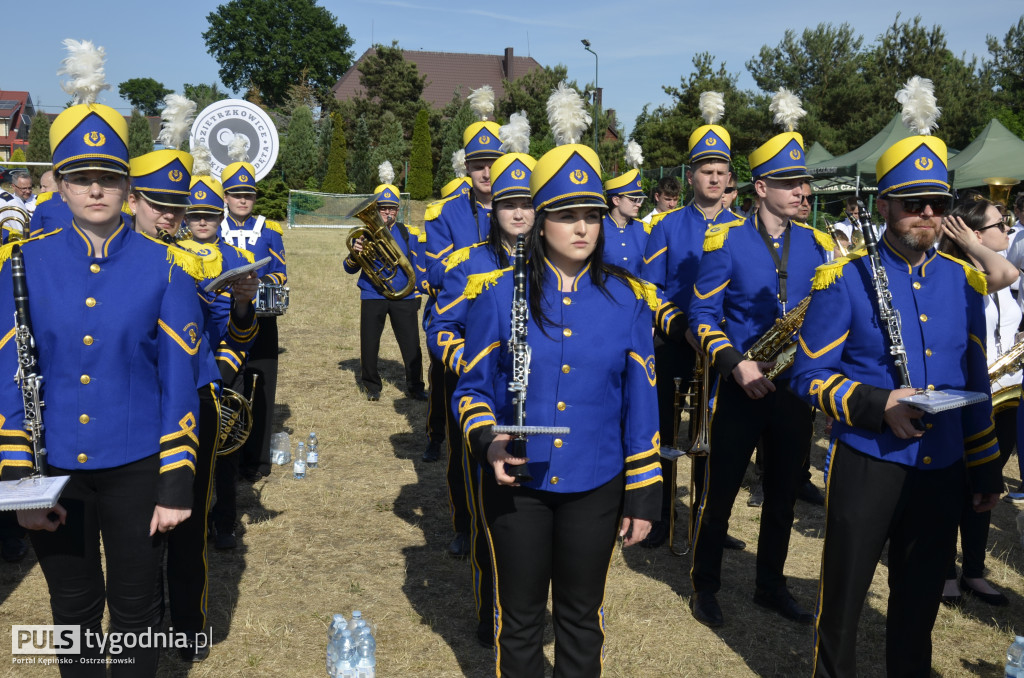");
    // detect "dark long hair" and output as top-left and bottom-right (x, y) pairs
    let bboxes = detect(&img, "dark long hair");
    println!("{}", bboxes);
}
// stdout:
(938, 196), (996, 261)
(526, 208), (640, 334)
